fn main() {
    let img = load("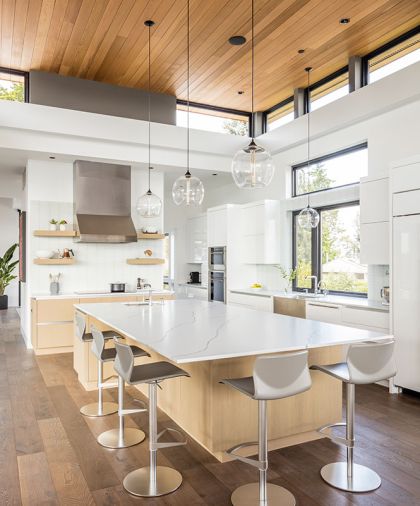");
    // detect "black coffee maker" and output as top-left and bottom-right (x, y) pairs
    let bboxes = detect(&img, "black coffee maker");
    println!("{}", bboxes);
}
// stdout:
(189, 271), (200, 284)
